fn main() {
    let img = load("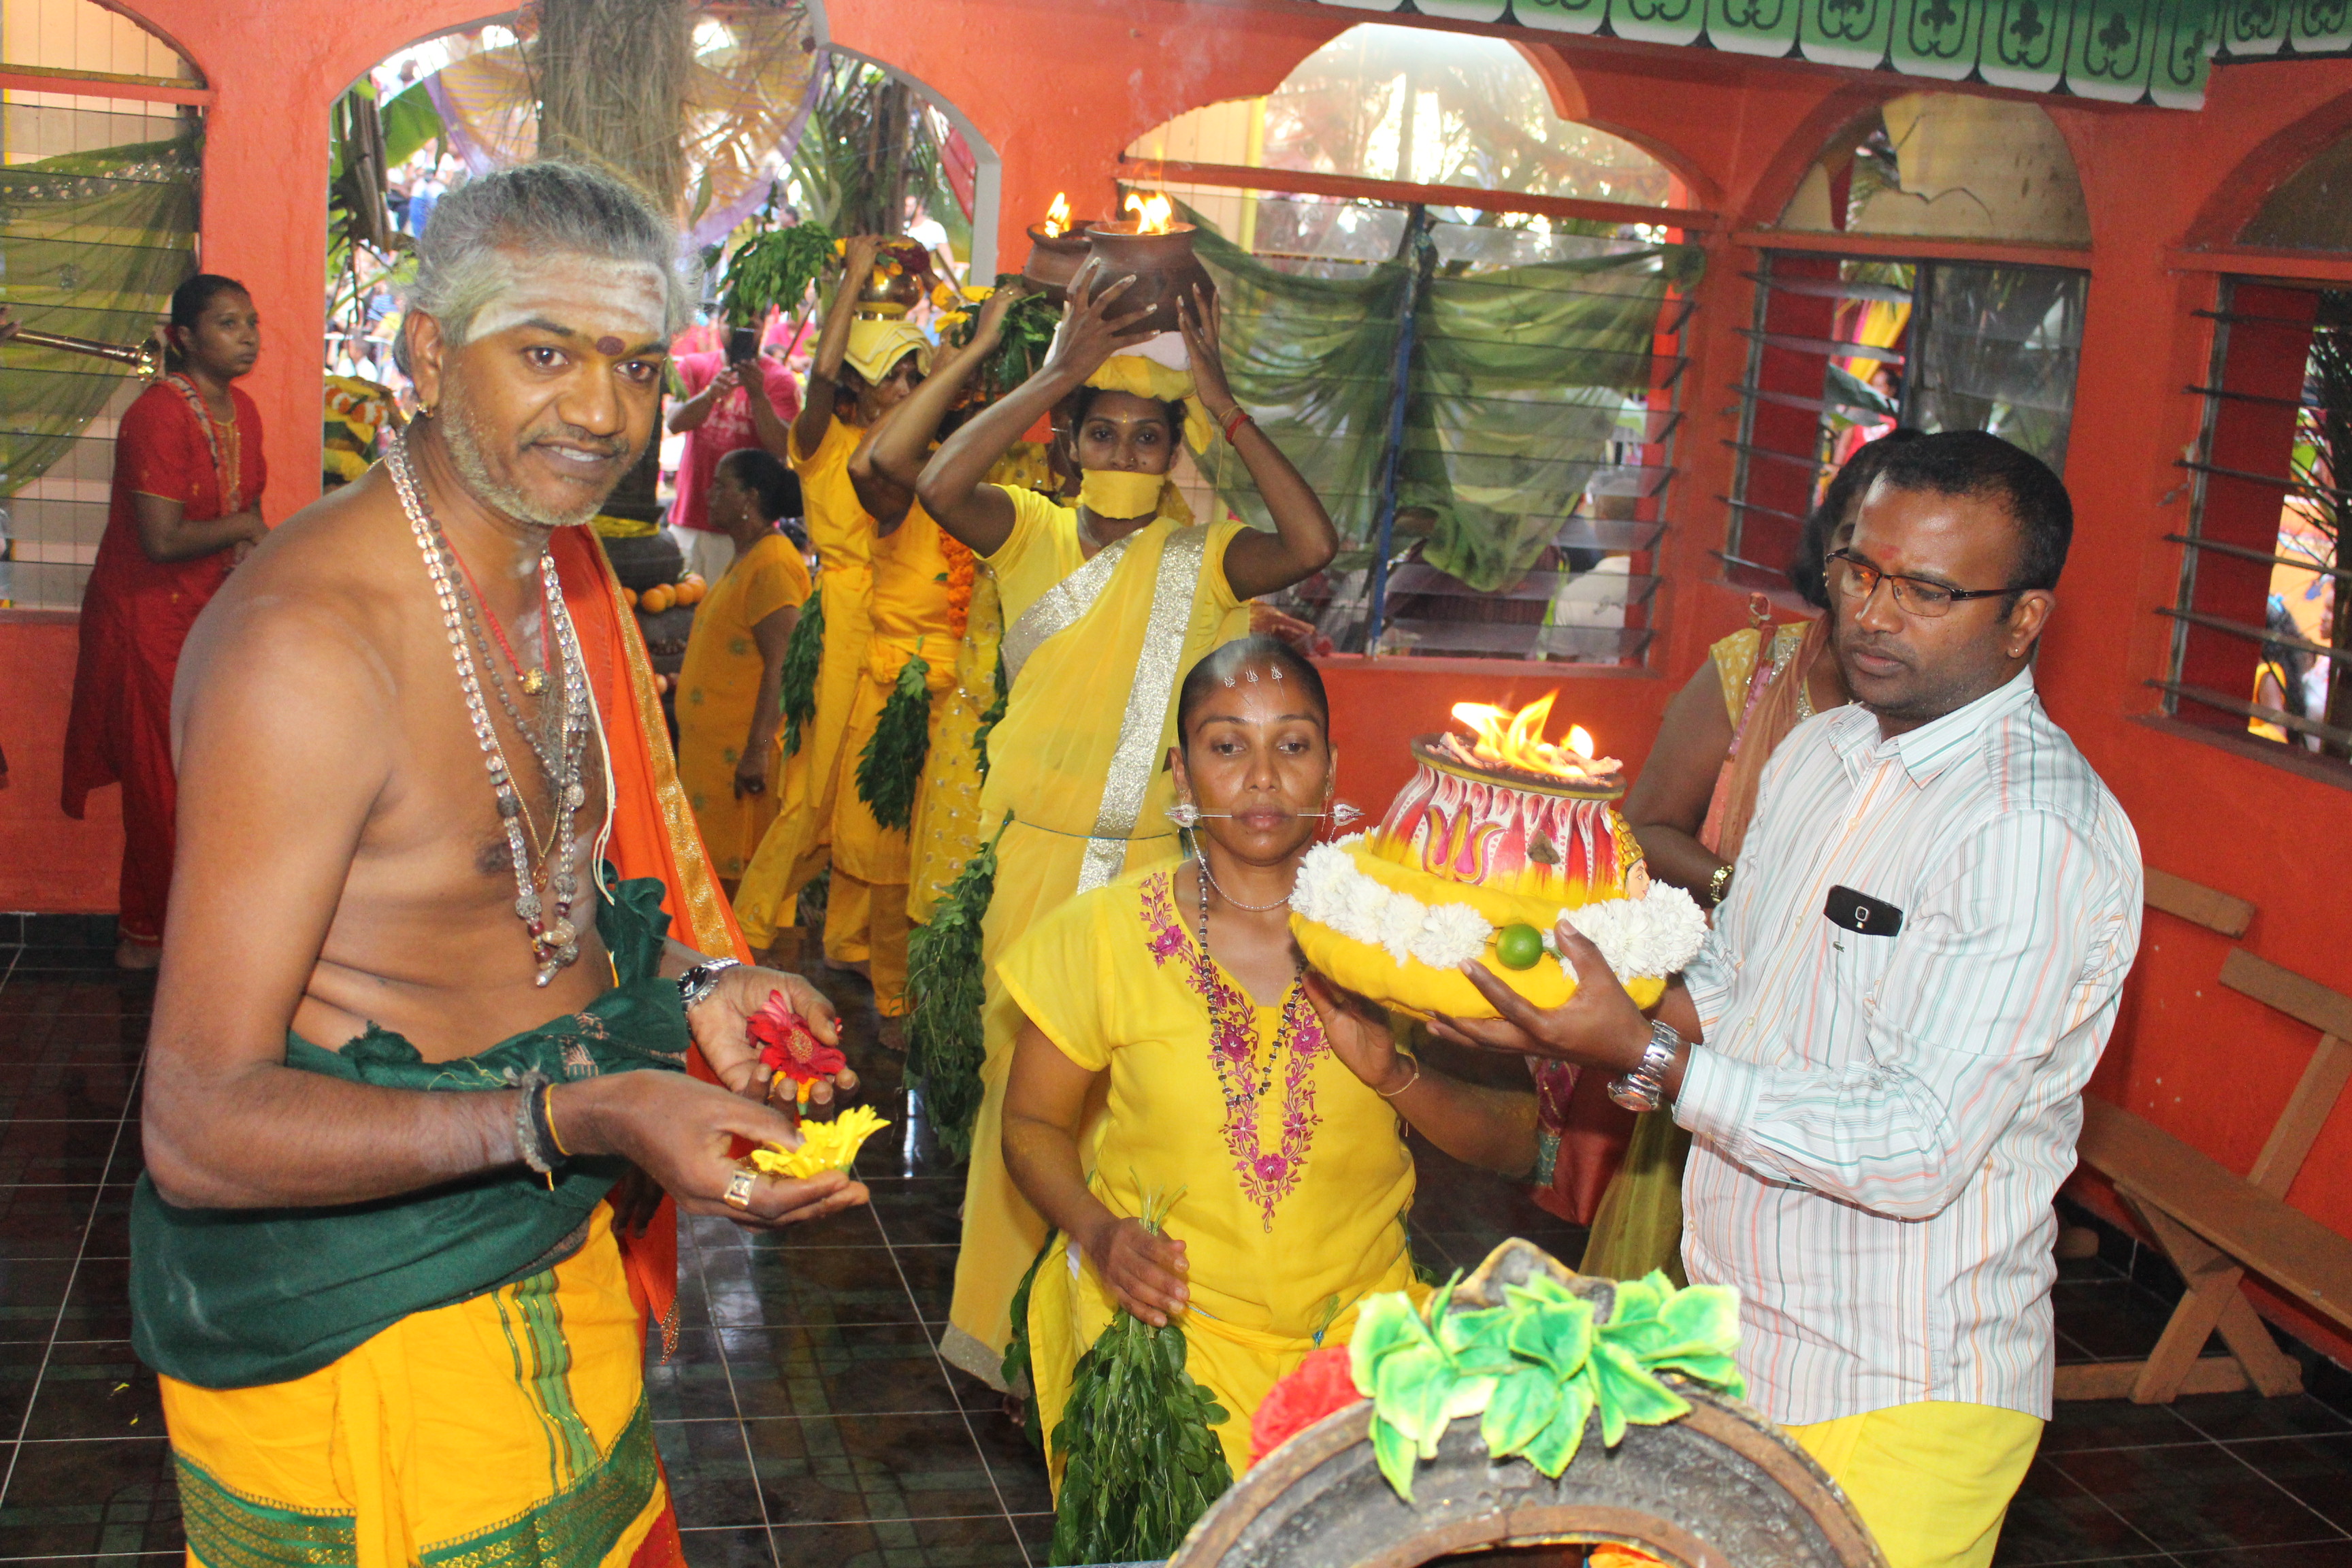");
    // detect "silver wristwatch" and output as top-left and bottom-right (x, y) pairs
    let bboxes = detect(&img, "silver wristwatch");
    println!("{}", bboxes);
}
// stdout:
(676, 957), (742, 1013)
(1607, 1020), (1684, 1113)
